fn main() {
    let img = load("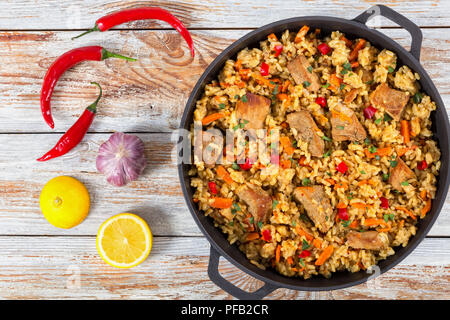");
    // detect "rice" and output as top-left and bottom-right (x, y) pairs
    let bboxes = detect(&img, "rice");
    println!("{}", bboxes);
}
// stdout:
(188, 27), (440, 279)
